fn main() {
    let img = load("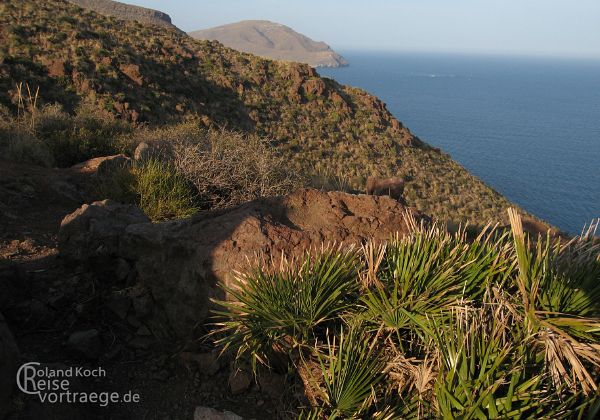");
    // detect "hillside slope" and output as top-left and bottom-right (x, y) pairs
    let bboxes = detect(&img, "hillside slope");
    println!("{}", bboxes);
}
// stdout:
(190, 20), (348, 68)
(0, 0), (516, 224)
(68, 0), (179, 30)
